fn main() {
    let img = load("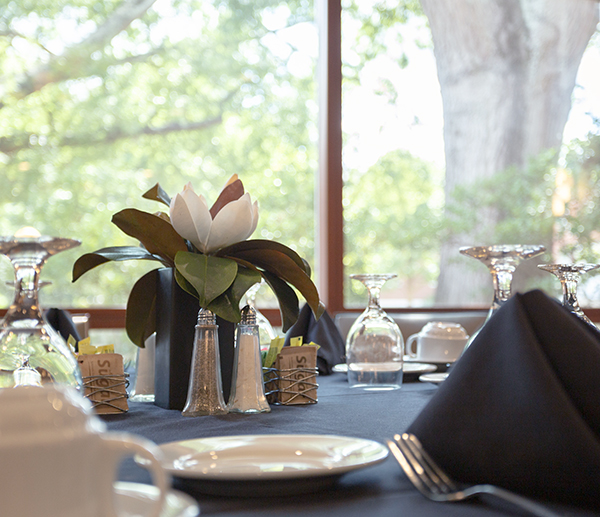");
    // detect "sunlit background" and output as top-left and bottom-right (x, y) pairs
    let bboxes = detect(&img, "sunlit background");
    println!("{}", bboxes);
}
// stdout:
(1, 0), (599, 314)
